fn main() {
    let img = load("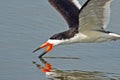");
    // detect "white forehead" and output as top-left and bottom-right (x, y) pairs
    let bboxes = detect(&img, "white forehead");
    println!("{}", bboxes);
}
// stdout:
(47, 39), (63, 46)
